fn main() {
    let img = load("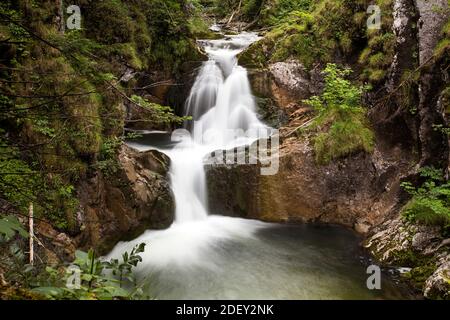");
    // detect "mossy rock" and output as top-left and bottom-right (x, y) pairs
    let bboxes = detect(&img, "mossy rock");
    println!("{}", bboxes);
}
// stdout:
(403, 263), (437, 290)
